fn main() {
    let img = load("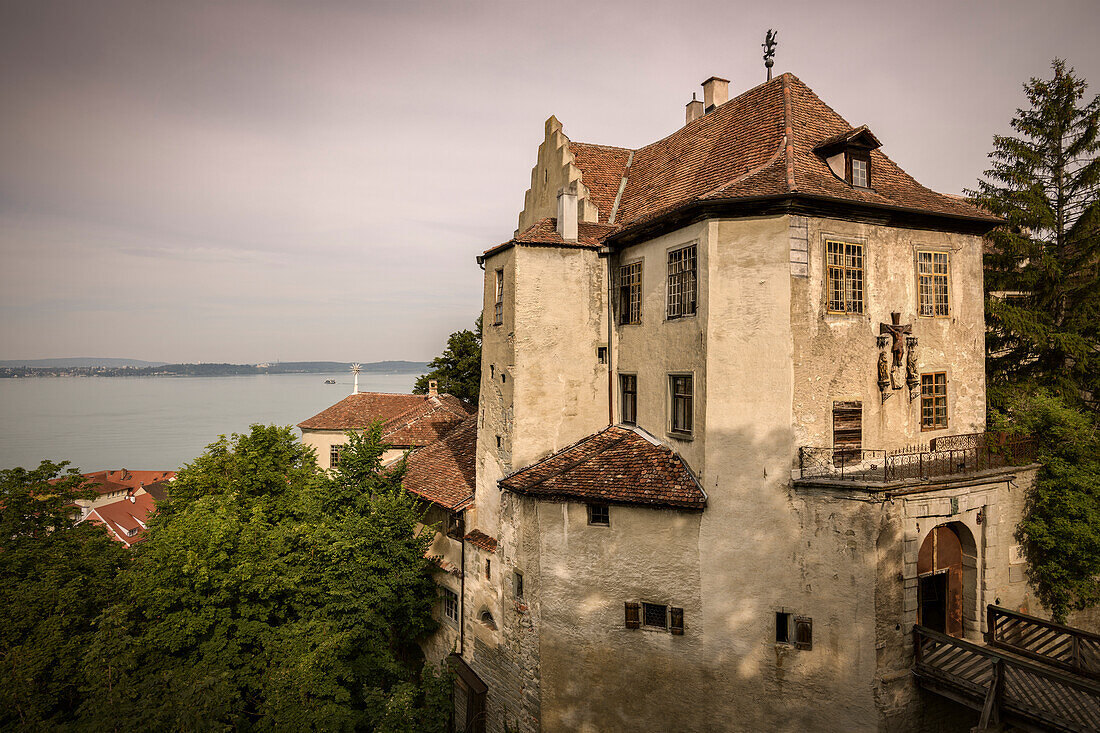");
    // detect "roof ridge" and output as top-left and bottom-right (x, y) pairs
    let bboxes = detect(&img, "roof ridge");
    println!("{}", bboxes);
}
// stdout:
(782, 73), (796, 192)
(570, 140), (635, 153)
